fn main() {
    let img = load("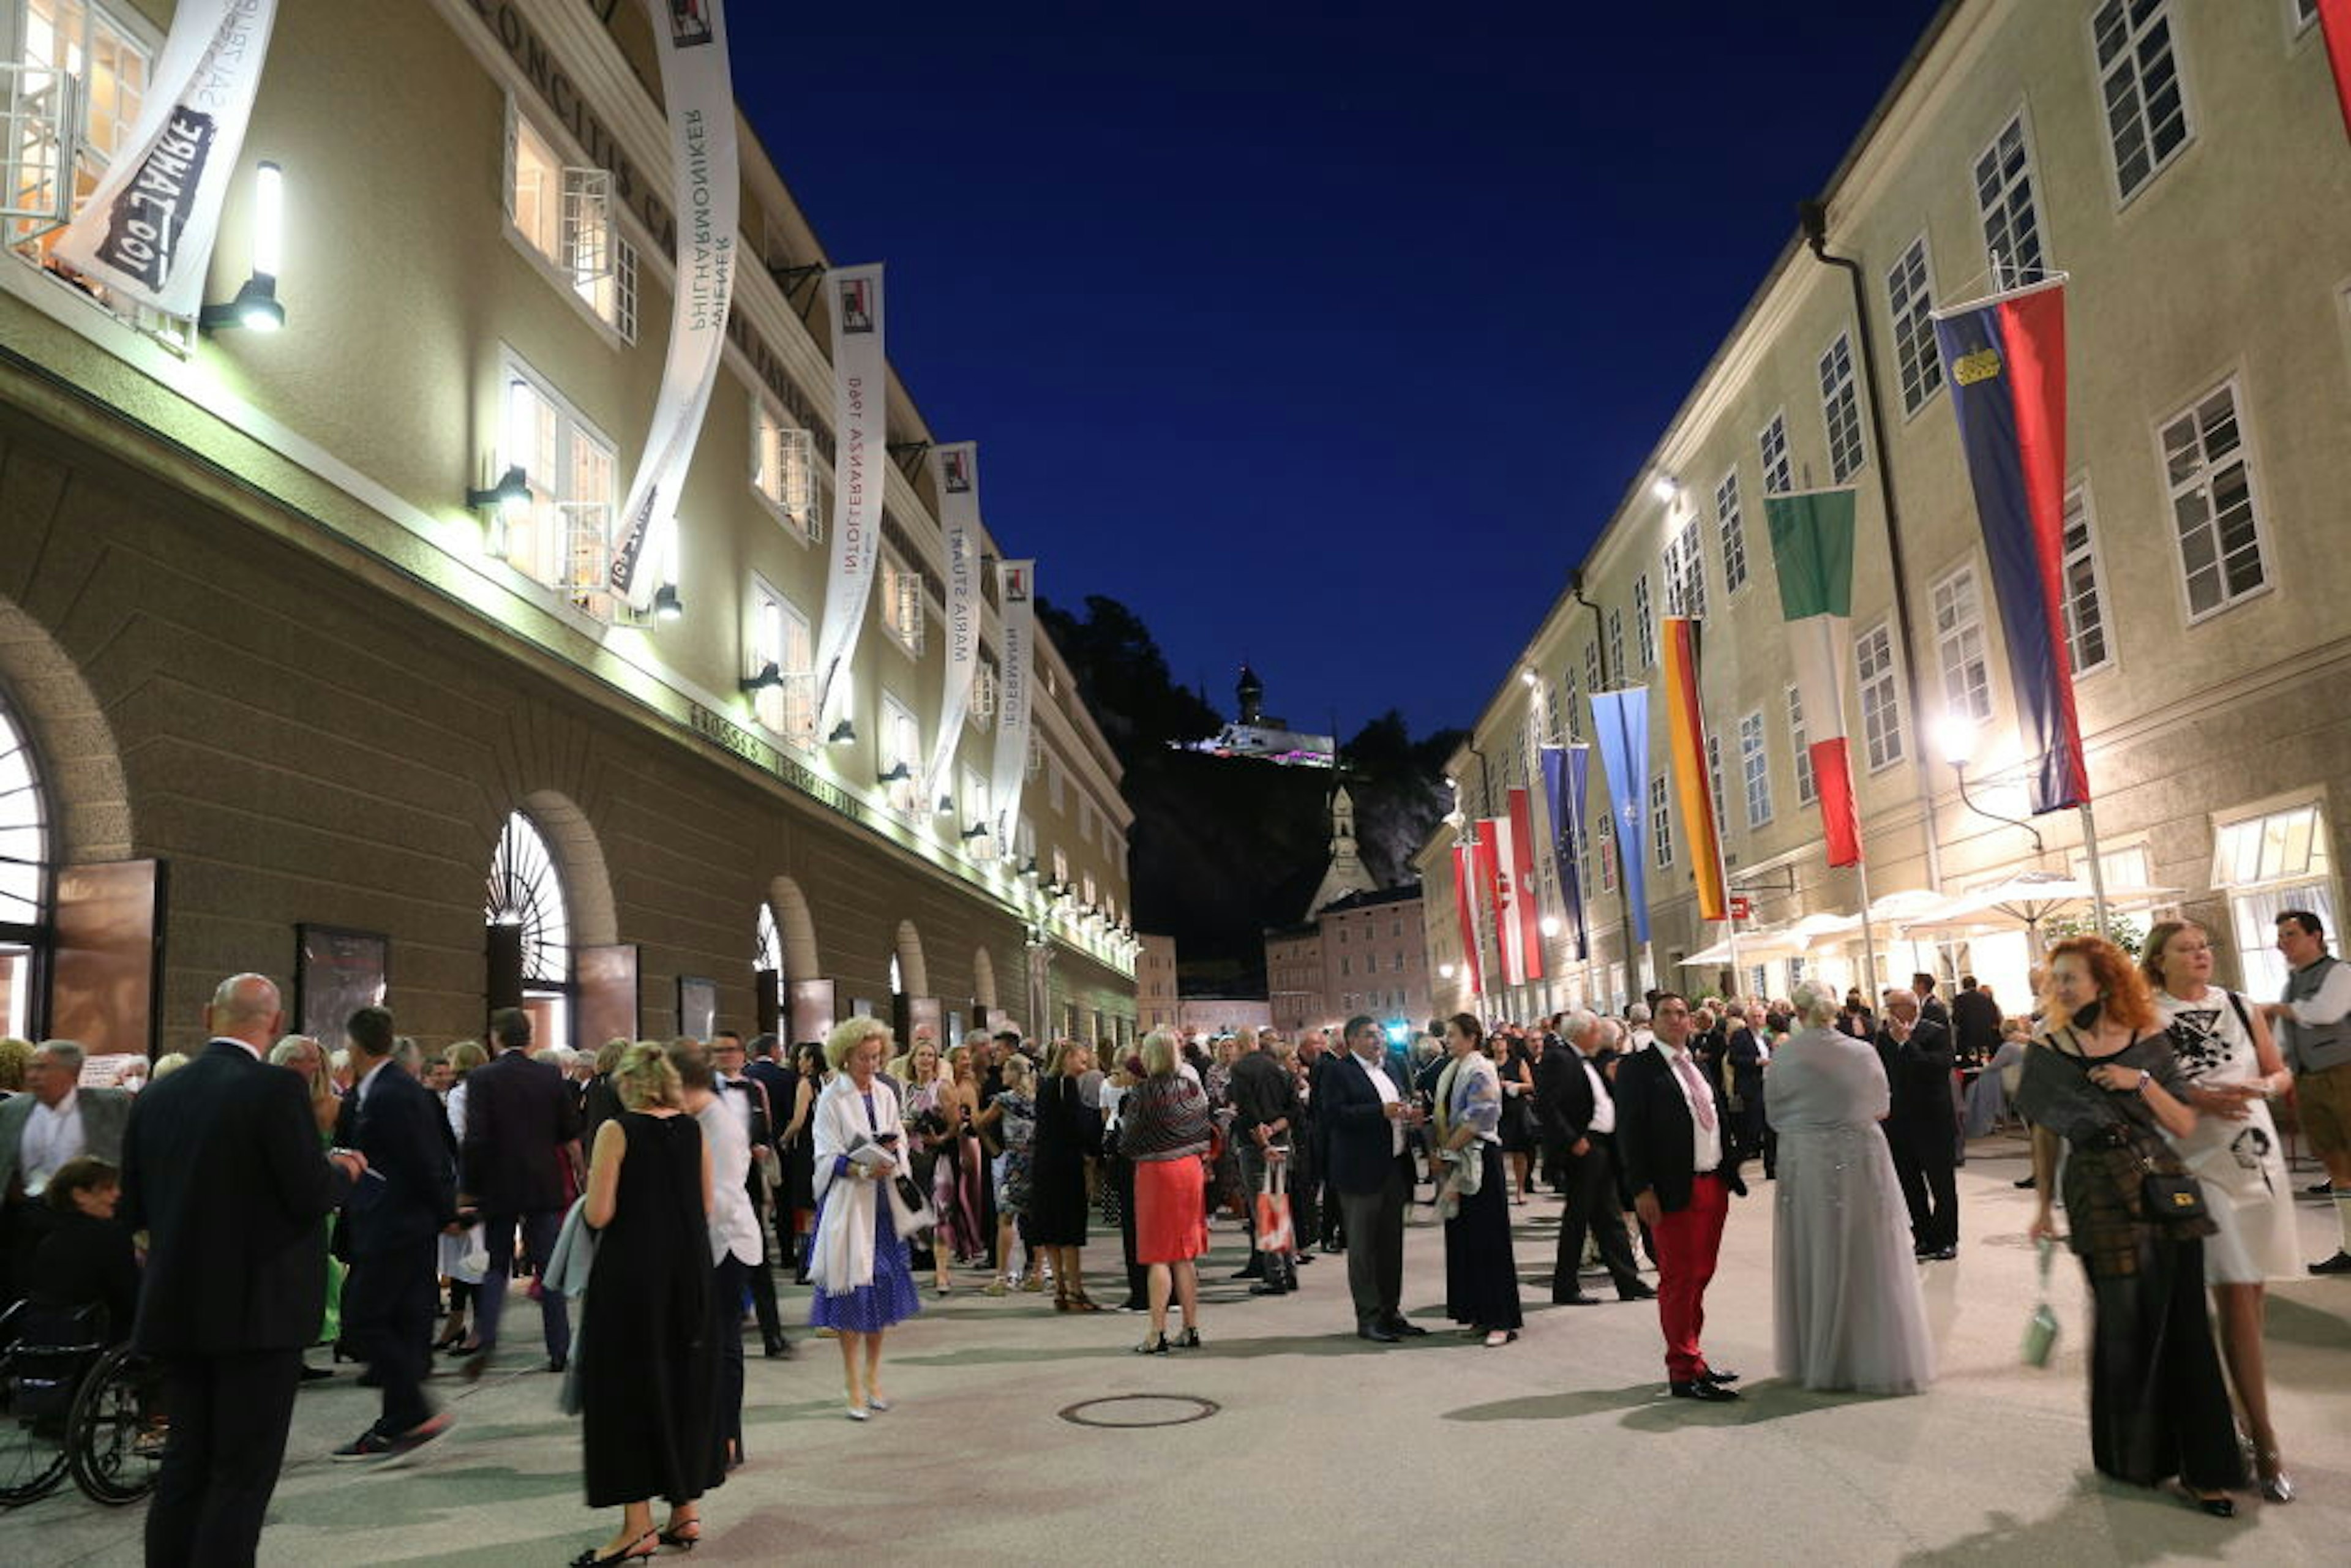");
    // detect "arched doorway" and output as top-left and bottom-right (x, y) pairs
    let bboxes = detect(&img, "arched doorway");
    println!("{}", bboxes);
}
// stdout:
(972, 945), (998, 1028)
(755, 901), (785, 1038)
(0, 687), (49, 1040)
(486, 809), (572, 1049)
